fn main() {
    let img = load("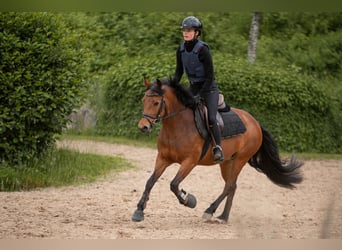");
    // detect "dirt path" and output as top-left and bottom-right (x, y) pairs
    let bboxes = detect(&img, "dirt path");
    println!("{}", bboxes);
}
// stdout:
(0, 139), (341, 239)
